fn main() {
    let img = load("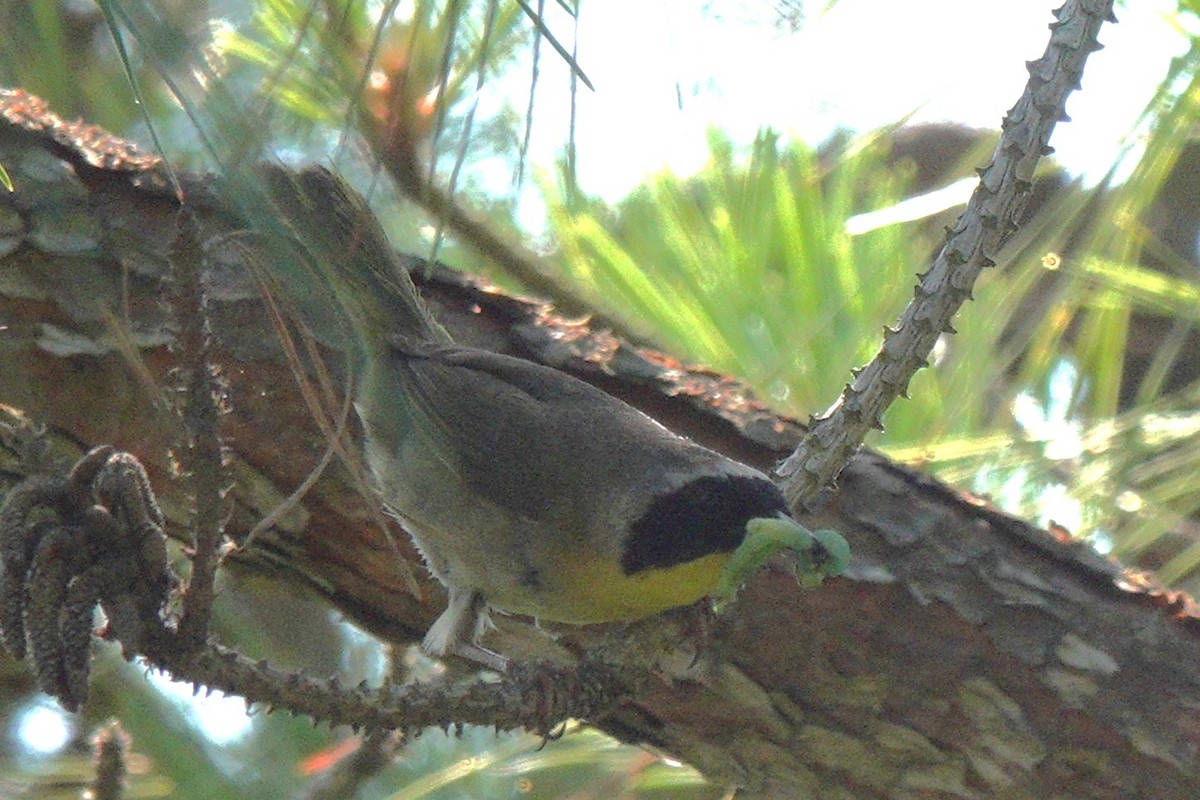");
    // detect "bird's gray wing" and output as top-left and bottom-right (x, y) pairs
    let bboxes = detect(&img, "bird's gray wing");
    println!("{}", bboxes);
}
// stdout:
(380, 338), (693, 521)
